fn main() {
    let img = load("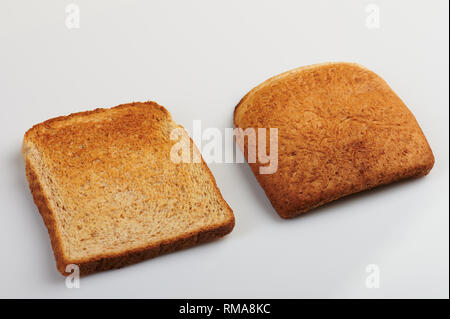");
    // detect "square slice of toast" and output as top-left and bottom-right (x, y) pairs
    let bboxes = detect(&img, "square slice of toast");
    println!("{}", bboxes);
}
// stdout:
(23, 102), (234, 276)
(234, 62), (434, 218)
